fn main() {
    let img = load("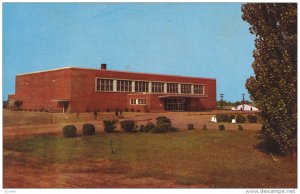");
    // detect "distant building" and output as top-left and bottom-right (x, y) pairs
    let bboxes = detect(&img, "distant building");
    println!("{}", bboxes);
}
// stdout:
(231, 104), (259, 111)
(8, 64), (216, 113)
